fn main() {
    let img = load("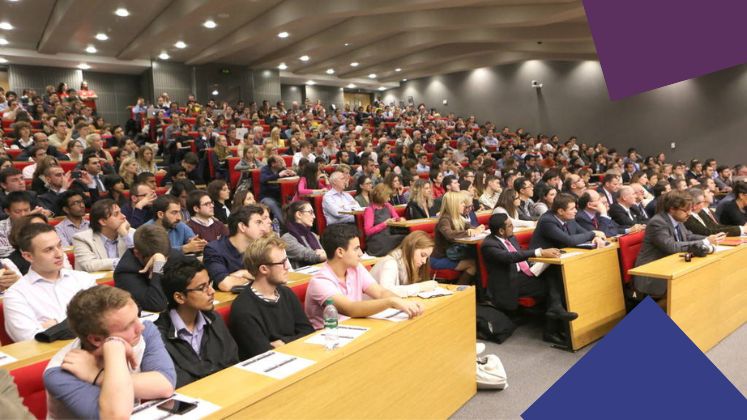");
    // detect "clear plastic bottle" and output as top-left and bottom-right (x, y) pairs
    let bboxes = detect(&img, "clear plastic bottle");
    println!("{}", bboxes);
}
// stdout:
(323, 298), (339, 350)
